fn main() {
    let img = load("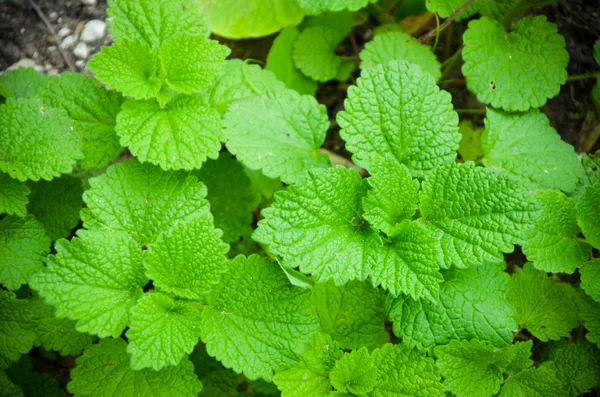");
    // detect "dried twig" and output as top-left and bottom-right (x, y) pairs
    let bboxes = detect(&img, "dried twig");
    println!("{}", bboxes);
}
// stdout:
(419, 0), (476, 43)
(28, 0), (76, 72)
